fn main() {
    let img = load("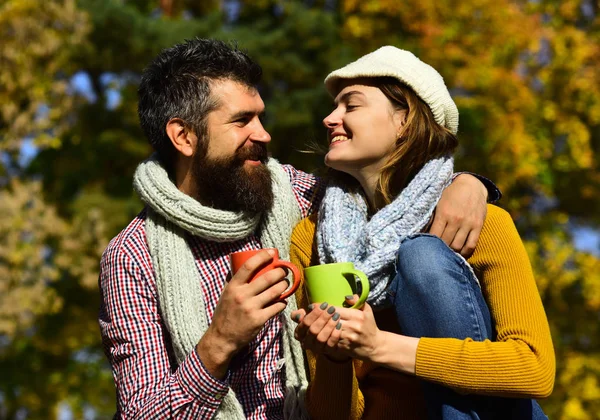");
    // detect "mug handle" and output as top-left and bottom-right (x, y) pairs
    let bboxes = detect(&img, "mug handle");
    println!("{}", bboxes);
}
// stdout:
(273, 260), (301, 300)
(342, 269), (370, 309)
